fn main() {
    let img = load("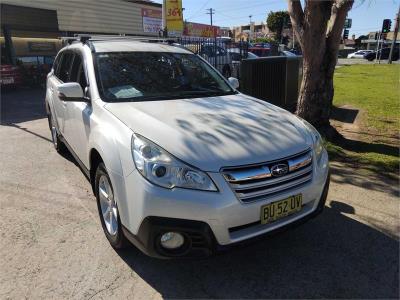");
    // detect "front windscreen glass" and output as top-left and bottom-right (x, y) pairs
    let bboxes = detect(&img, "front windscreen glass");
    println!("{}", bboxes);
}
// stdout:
(95, 51), (236, 102)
